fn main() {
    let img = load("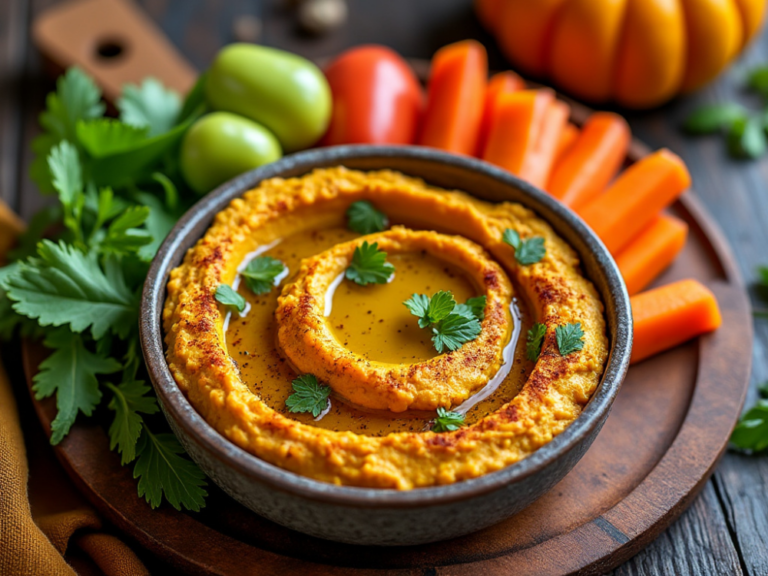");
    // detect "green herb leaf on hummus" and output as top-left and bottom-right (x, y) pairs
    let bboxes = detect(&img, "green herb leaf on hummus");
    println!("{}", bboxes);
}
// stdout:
(346, 200), (388, 234)
(432, 313), (482, 353)
(242, 256), (286, 295)
(215, 284), (246, 313)
(432, 407), (465, 432)
(555, 323), (585, 356)
(503, 229), (546, 266)
(454, 295), (486, 321)
(526, 322), (547, 361)
(345, 241), (395, 286)
(286, 374), (331, 418)
(404, 290), (456, 328)
(405, 291), (483, 352)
